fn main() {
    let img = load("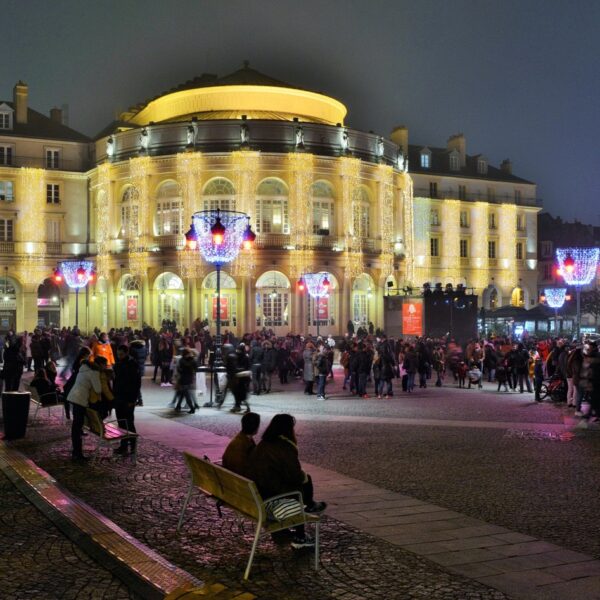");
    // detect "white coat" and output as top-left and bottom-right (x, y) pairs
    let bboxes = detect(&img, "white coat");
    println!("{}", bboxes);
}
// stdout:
(67, 363), (101, 407)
